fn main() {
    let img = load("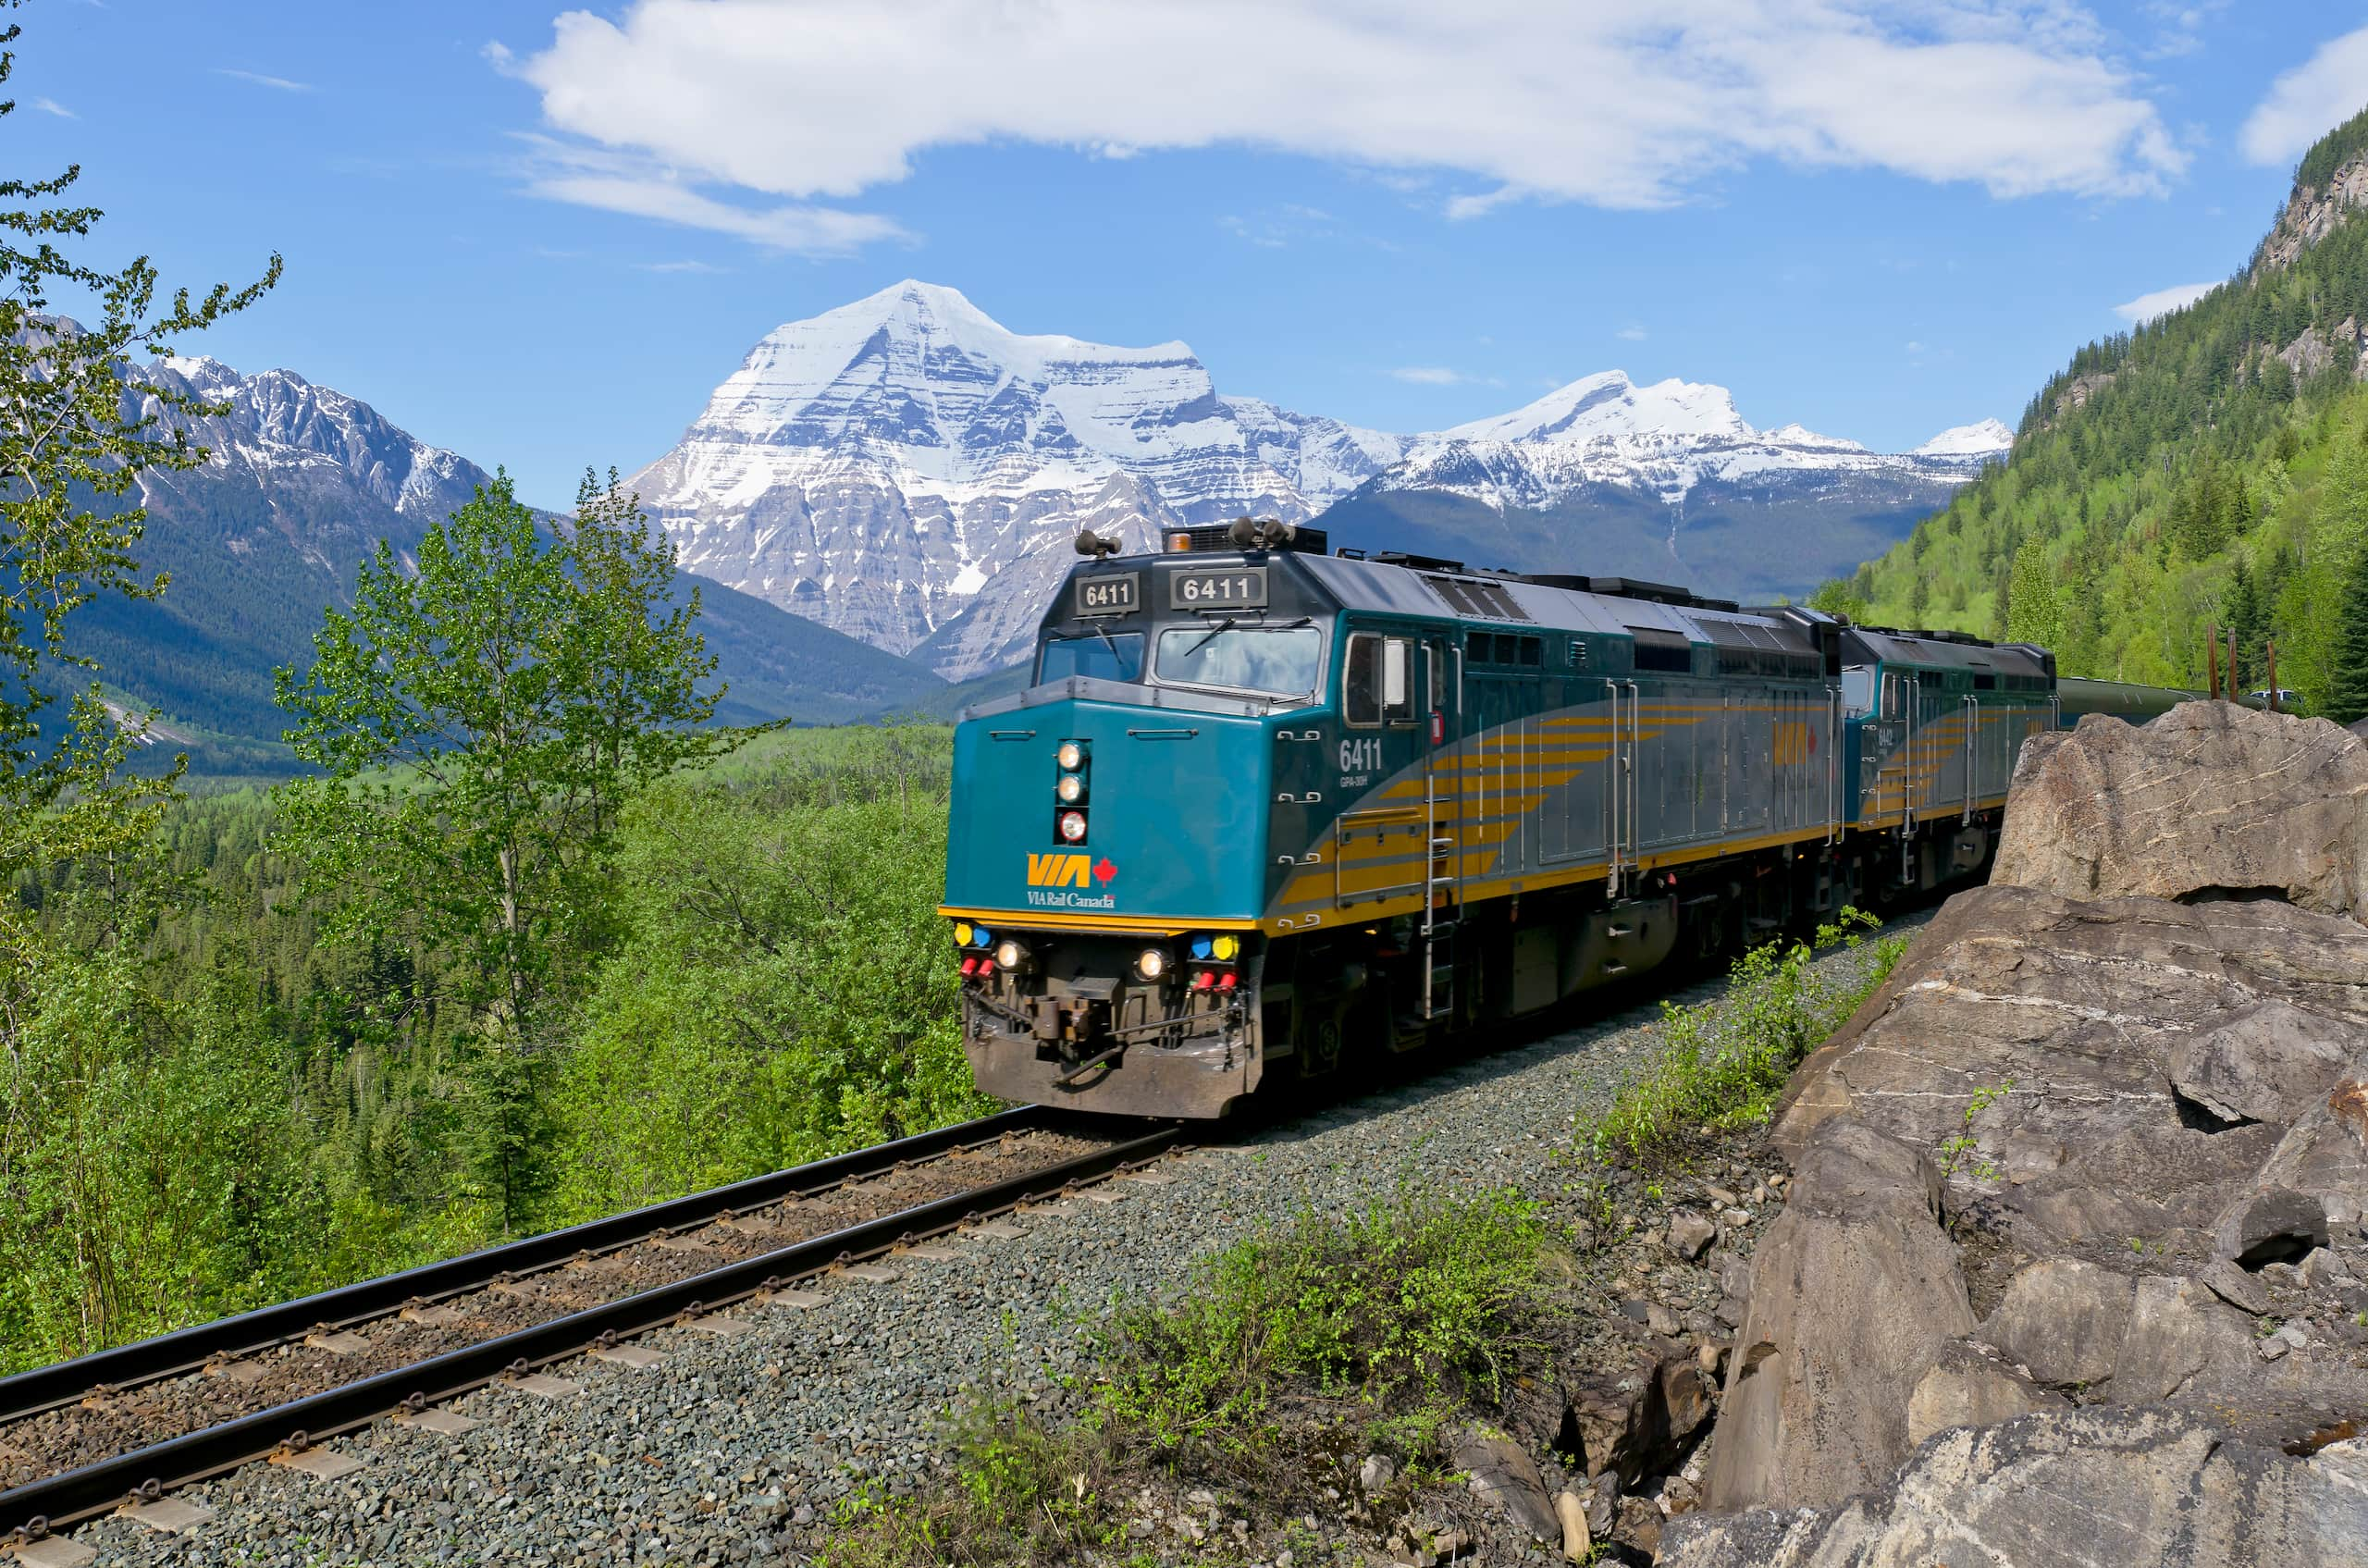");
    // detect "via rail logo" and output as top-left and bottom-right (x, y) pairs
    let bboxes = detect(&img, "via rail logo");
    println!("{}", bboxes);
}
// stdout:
(1024, 852), (1119, 910)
